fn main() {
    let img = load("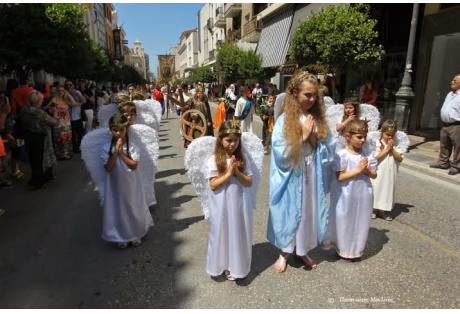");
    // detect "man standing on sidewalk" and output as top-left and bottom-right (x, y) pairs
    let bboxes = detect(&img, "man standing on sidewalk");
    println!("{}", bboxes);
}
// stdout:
(430, 74), (460, 175)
